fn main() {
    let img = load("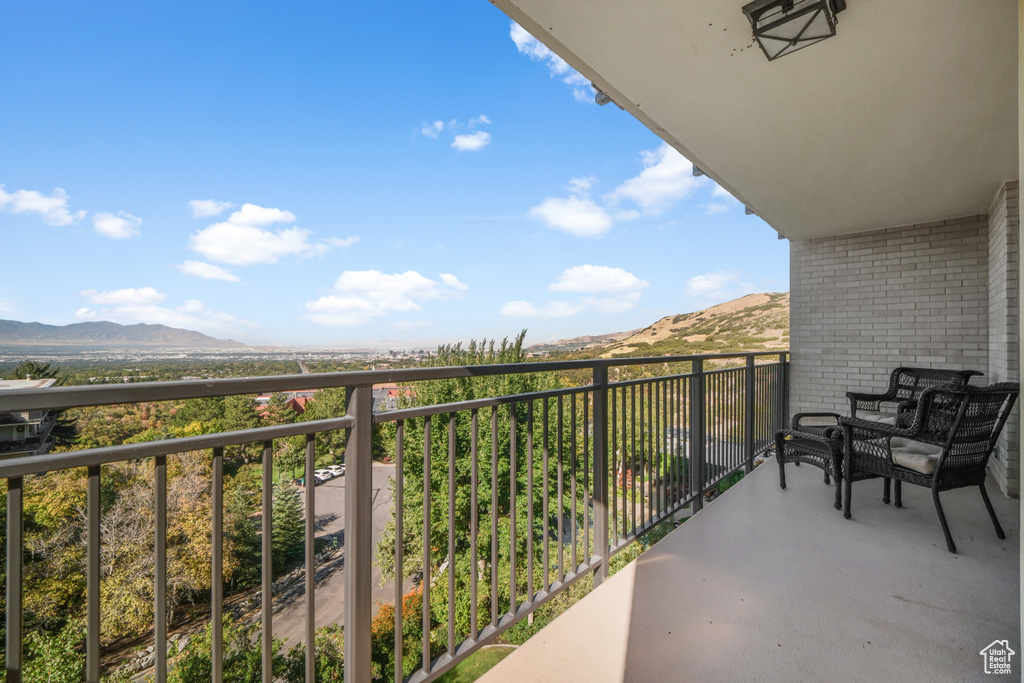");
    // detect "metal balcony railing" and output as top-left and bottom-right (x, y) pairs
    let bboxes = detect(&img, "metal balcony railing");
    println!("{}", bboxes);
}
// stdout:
(0, 351), (788, 683)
